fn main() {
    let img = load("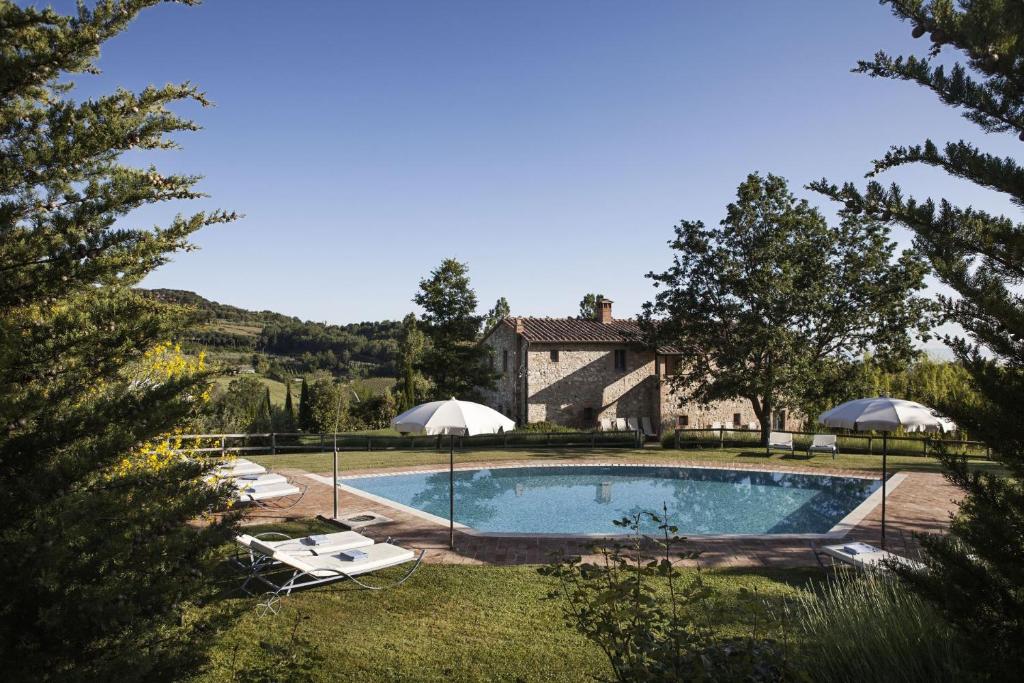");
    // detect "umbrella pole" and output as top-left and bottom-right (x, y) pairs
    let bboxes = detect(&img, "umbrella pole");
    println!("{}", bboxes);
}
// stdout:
(881, 432), (888, 550)
(449, 434), (455, 550)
